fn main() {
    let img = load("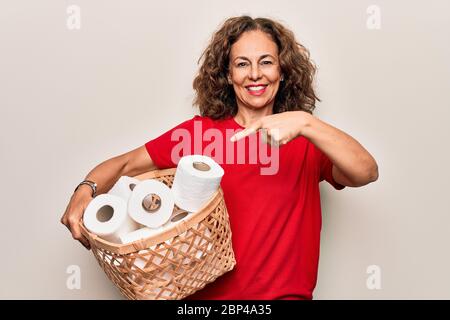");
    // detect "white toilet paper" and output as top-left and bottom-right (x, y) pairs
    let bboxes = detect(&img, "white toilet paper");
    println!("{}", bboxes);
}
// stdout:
(128, 179), (174, 228)
(120, 226), (170, 244)
(83, 194), (139, 243)
(108, 176), (140, 200)
(171, 155), (224, 213)
(120, 210), (191, 244)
